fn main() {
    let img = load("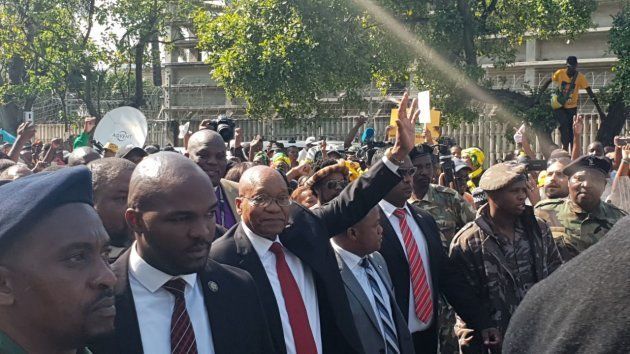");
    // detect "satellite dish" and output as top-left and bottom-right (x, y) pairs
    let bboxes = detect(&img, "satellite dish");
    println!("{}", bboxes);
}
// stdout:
(94, 107), (148, 148)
